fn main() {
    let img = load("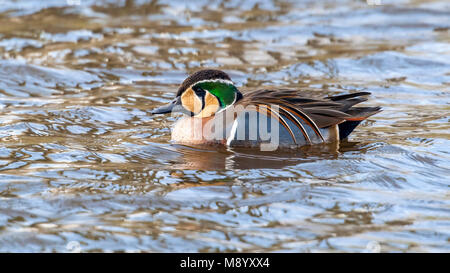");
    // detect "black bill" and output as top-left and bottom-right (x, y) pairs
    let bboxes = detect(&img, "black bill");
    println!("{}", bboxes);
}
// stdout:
(151, 97), (191, 115)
